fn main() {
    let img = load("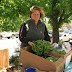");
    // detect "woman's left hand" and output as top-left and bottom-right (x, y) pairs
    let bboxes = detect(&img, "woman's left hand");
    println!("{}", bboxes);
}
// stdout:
(28, 41), (34, 46)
